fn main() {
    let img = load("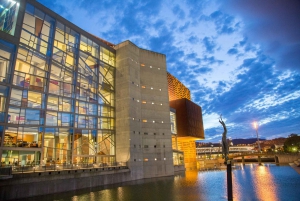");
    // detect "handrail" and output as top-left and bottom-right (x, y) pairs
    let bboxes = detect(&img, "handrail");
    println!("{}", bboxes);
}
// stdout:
(1, 161), (128, 174)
